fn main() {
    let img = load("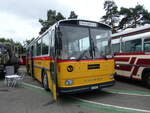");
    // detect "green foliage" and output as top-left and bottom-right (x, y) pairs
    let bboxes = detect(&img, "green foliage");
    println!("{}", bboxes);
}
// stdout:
(102, 1), (150, 32)
(39, 9), (65, 34)
(23, 37), (35, 46)
(68, 11), (78, 19)
(0, 38), (14, 44)
(101, 0), (119, 33)
(0, 37), (25, 54)
(56, 12), (65, 21)
(119, 4), (150, 30)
